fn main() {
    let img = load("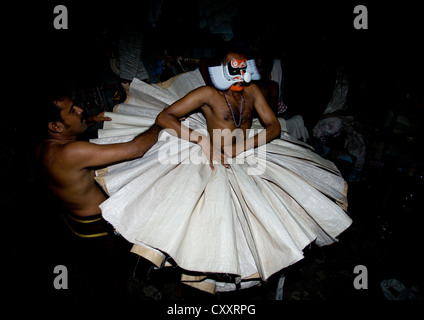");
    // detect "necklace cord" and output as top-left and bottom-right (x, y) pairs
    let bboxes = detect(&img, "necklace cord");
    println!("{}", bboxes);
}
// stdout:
(223, 92), (244, 128)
